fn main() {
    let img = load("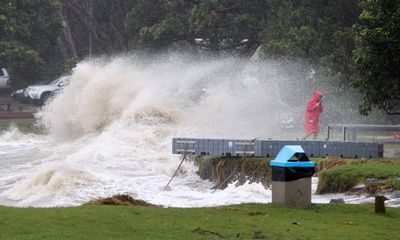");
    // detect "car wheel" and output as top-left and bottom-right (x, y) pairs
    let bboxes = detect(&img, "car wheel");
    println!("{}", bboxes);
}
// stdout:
(40, 92), (52, 105)
(20, 97), (29, 103)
